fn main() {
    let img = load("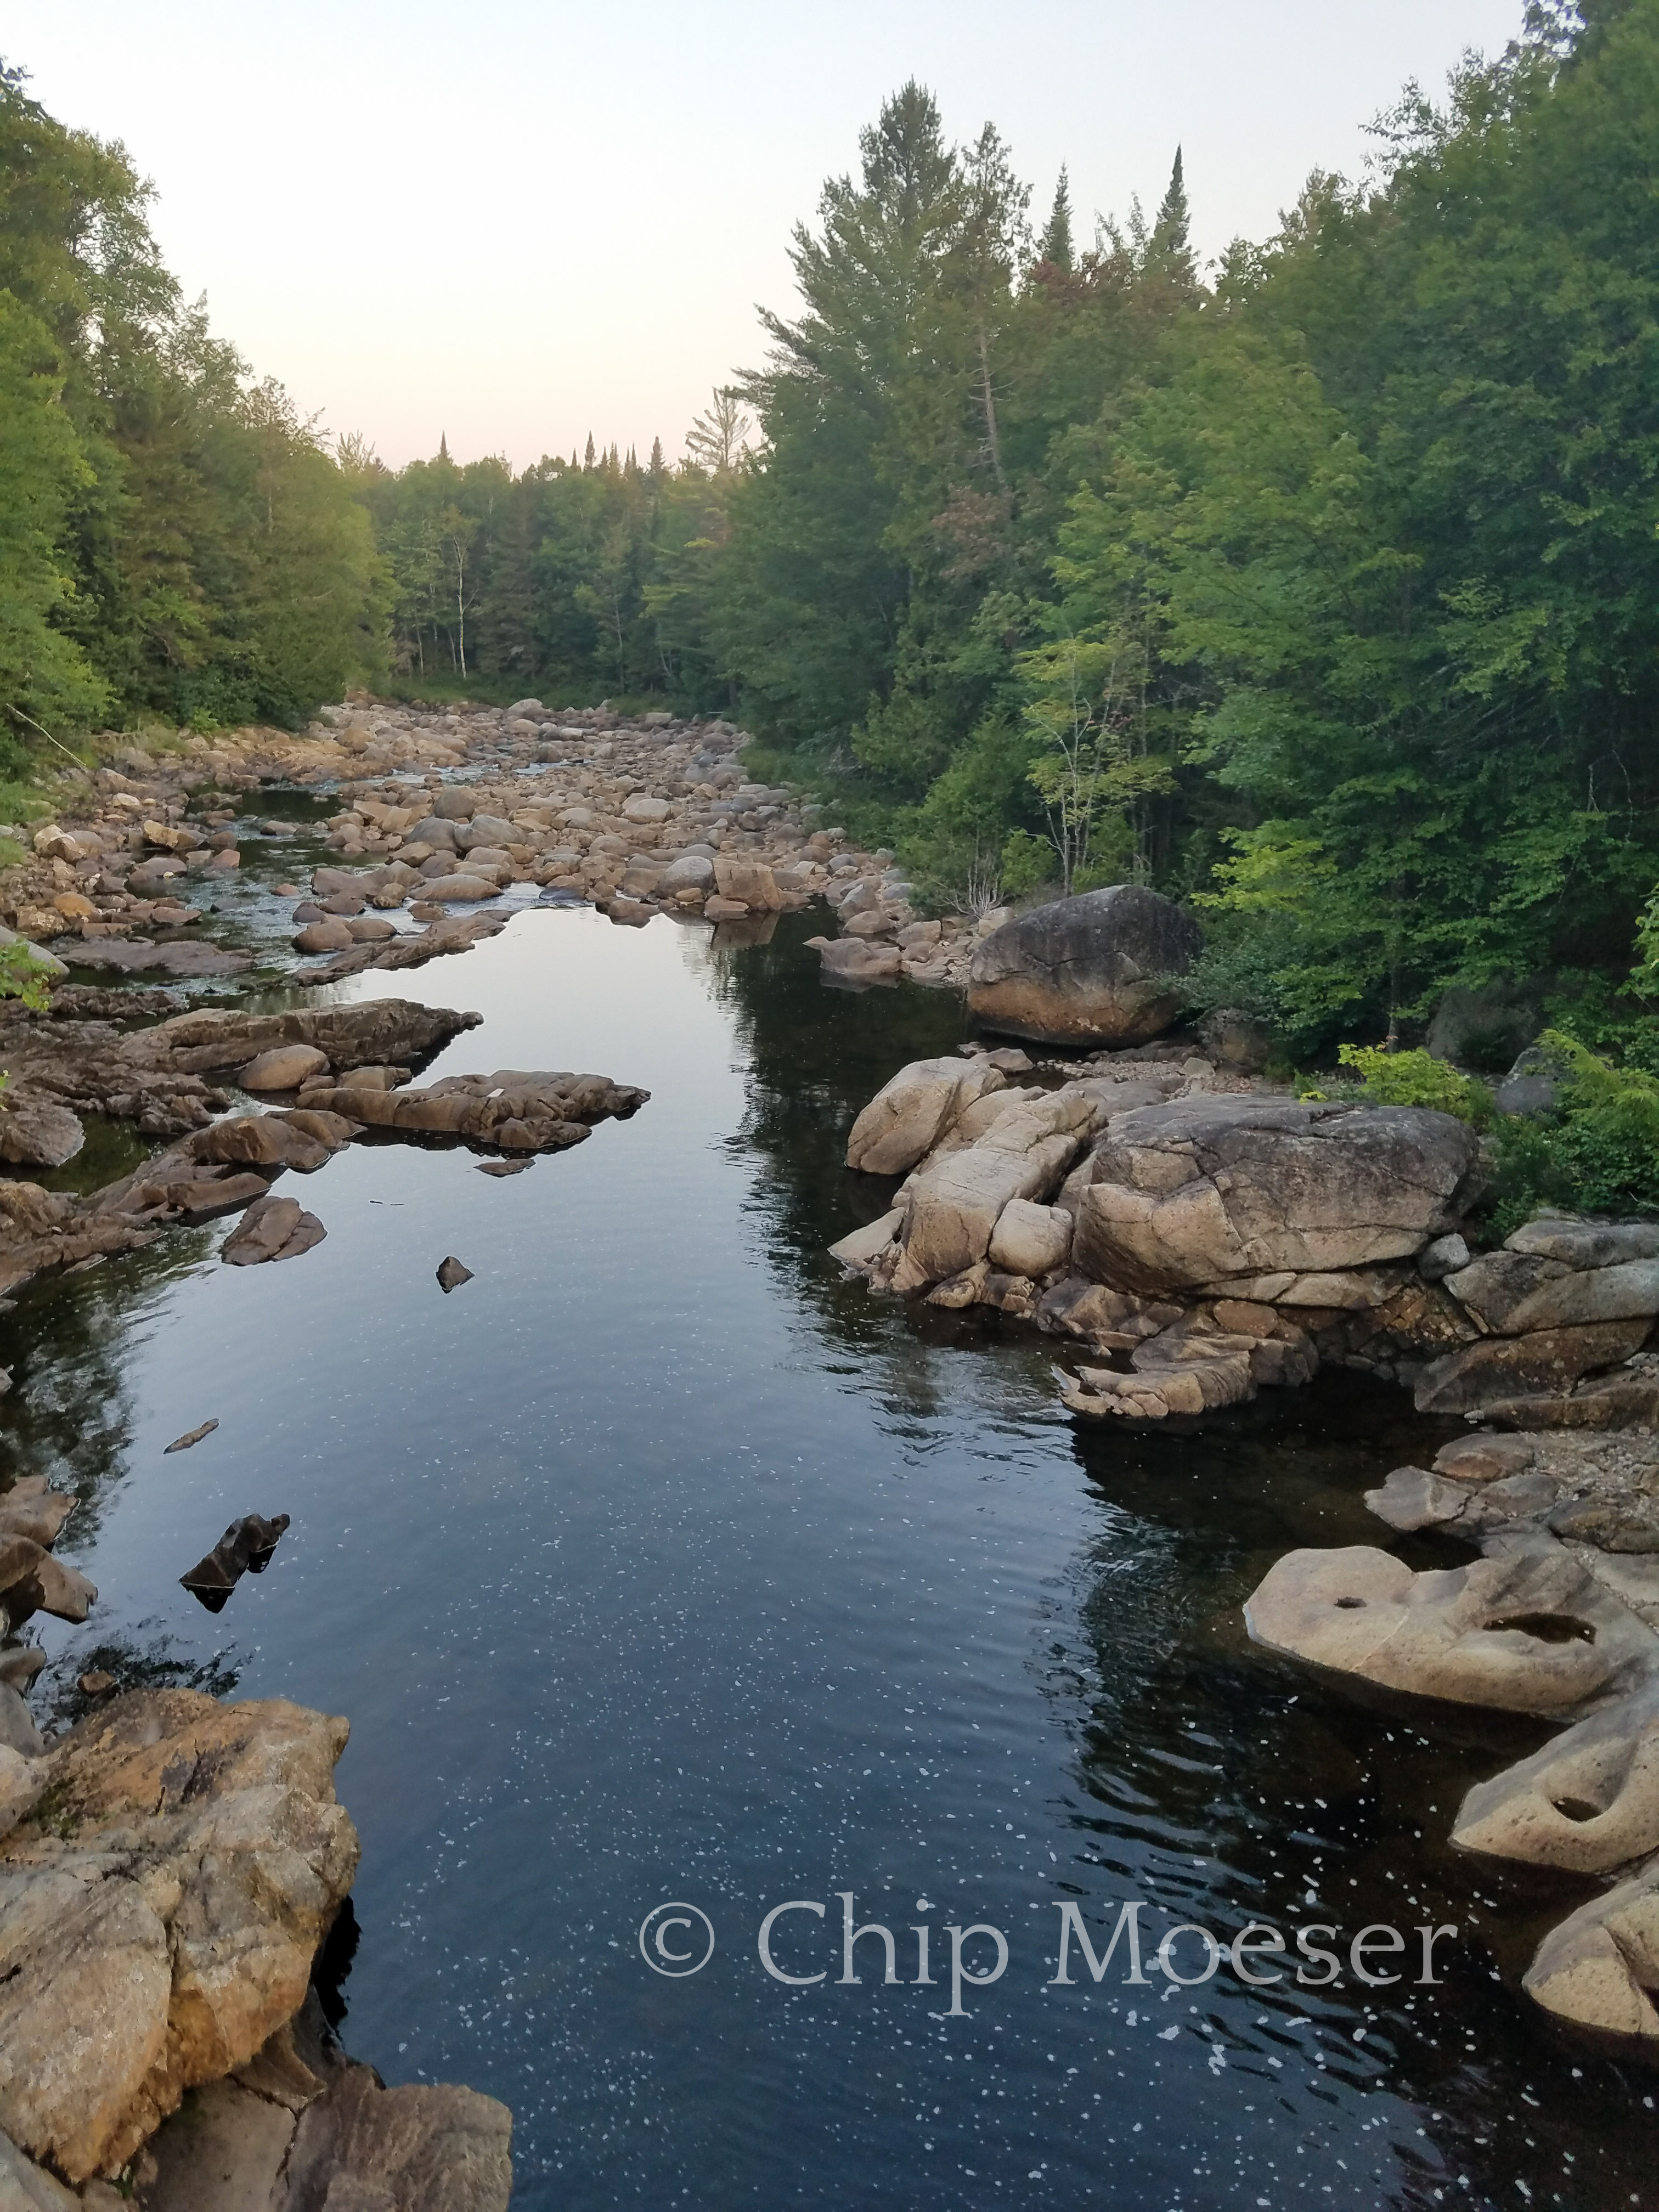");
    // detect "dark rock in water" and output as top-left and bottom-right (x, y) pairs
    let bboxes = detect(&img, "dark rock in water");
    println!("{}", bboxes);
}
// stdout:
(180, 1511), (291, 1611)
(164, 1417), (219, 1454)
(437, 1255), (473, 1292)
(968, 886), (1204, 1046)
(477, 1159), (533, 1176)
(222, 1194), (327, 1265)
(537, 887), (587, 906)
